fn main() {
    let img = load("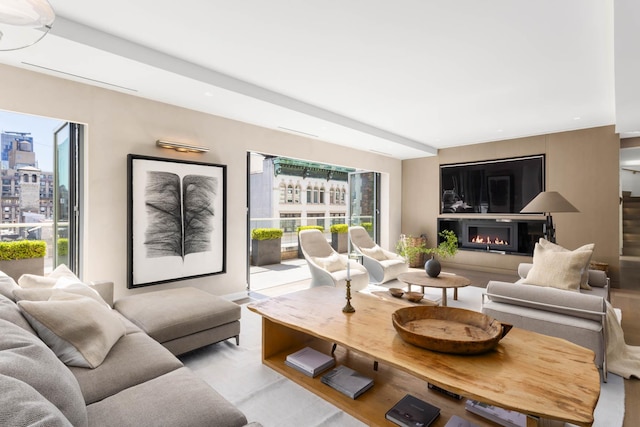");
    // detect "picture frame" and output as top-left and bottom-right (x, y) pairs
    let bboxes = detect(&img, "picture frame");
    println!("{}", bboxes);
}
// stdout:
(127, 154), (226, 288)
